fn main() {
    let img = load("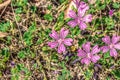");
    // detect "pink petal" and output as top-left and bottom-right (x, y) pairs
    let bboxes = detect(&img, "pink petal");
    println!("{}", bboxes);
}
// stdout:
(58, 44), (66, 53)
(91, 55), (100, 63)
(78, 7), (85, 17)
(48, 41), (58, 48)
(60, 28), (69, 39)
(81, 58), (91, 65)
(79, 1), (89, 11)
(79, 22), (87, 30)
(100, 46), (109, 53)
(110, 48), (117, 57)
(67, 20), (77, 28)
(69, 10), (77, 18)
(77, 49), (86, 58)
(114, 43), (120, 50)
(91, 45), (100, 54)
(112, 35), (120, 44)
(83, 14), (92, 23)
(102, 36), (111, 44)
(109, 9), (114, 17)
(78, 1), (89, 17)
(64, 38), (73, 46)
(49, 30), (59, 40)
(82, 42), (91, 53)
(73, 0), (80, 8)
